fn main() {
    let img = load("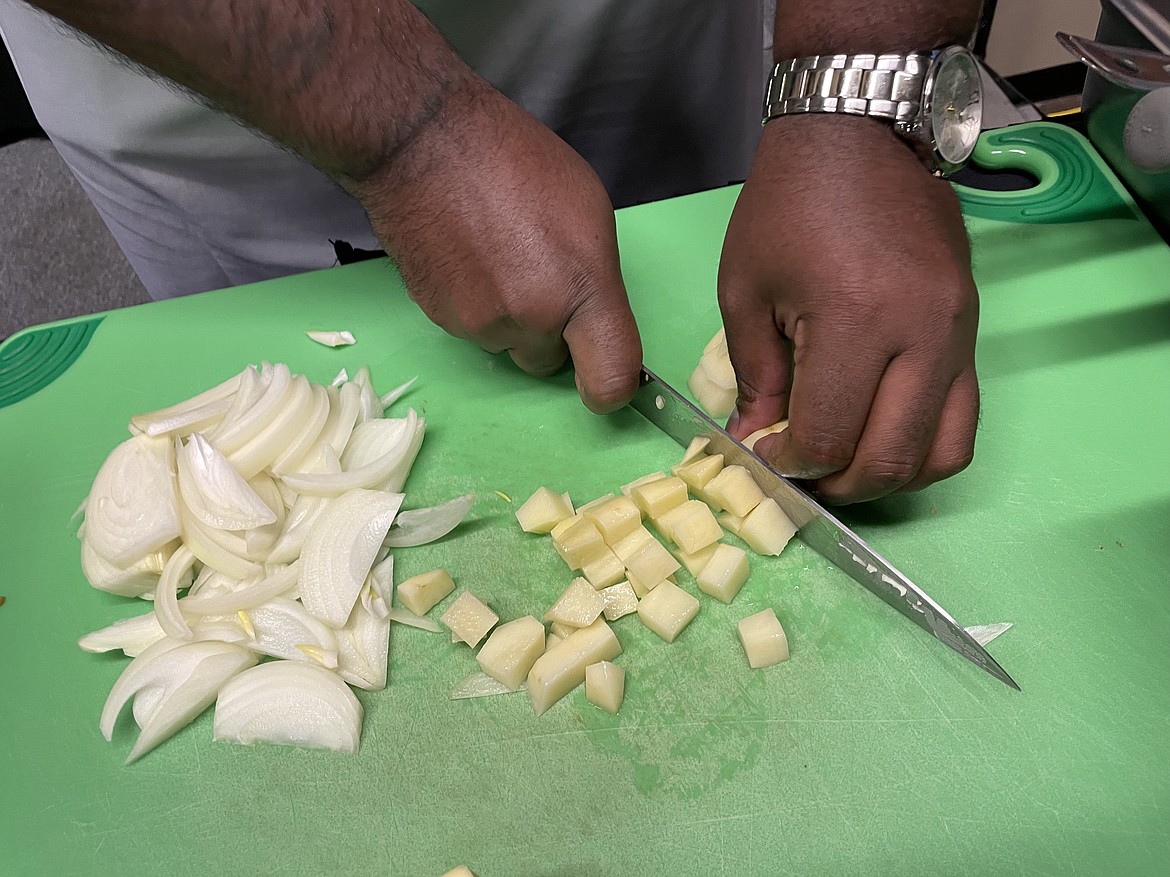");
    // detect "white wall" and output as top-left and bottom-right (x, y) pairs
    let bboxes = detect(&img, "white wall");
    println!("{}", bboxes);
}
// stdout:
(985, 0), (1102, 76)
